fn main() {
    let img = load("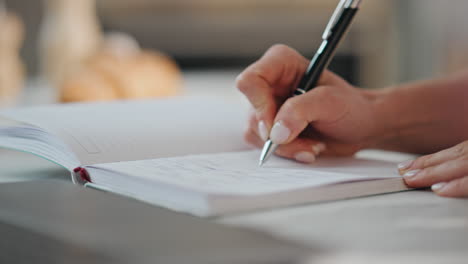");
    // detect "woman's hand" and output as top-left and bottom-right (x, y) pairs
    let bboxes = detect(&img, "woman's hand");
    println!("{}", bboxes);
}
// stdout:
(236, 44), (383, 163)
(399, 141), (468, 197)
